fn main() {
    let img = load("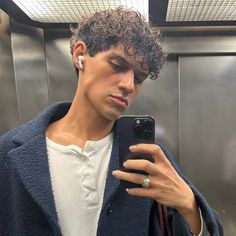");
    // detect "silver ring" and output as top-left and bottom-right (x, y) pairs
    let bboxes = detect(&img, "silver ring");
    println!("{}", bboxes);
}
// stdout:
(142, 175), (150, 188)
